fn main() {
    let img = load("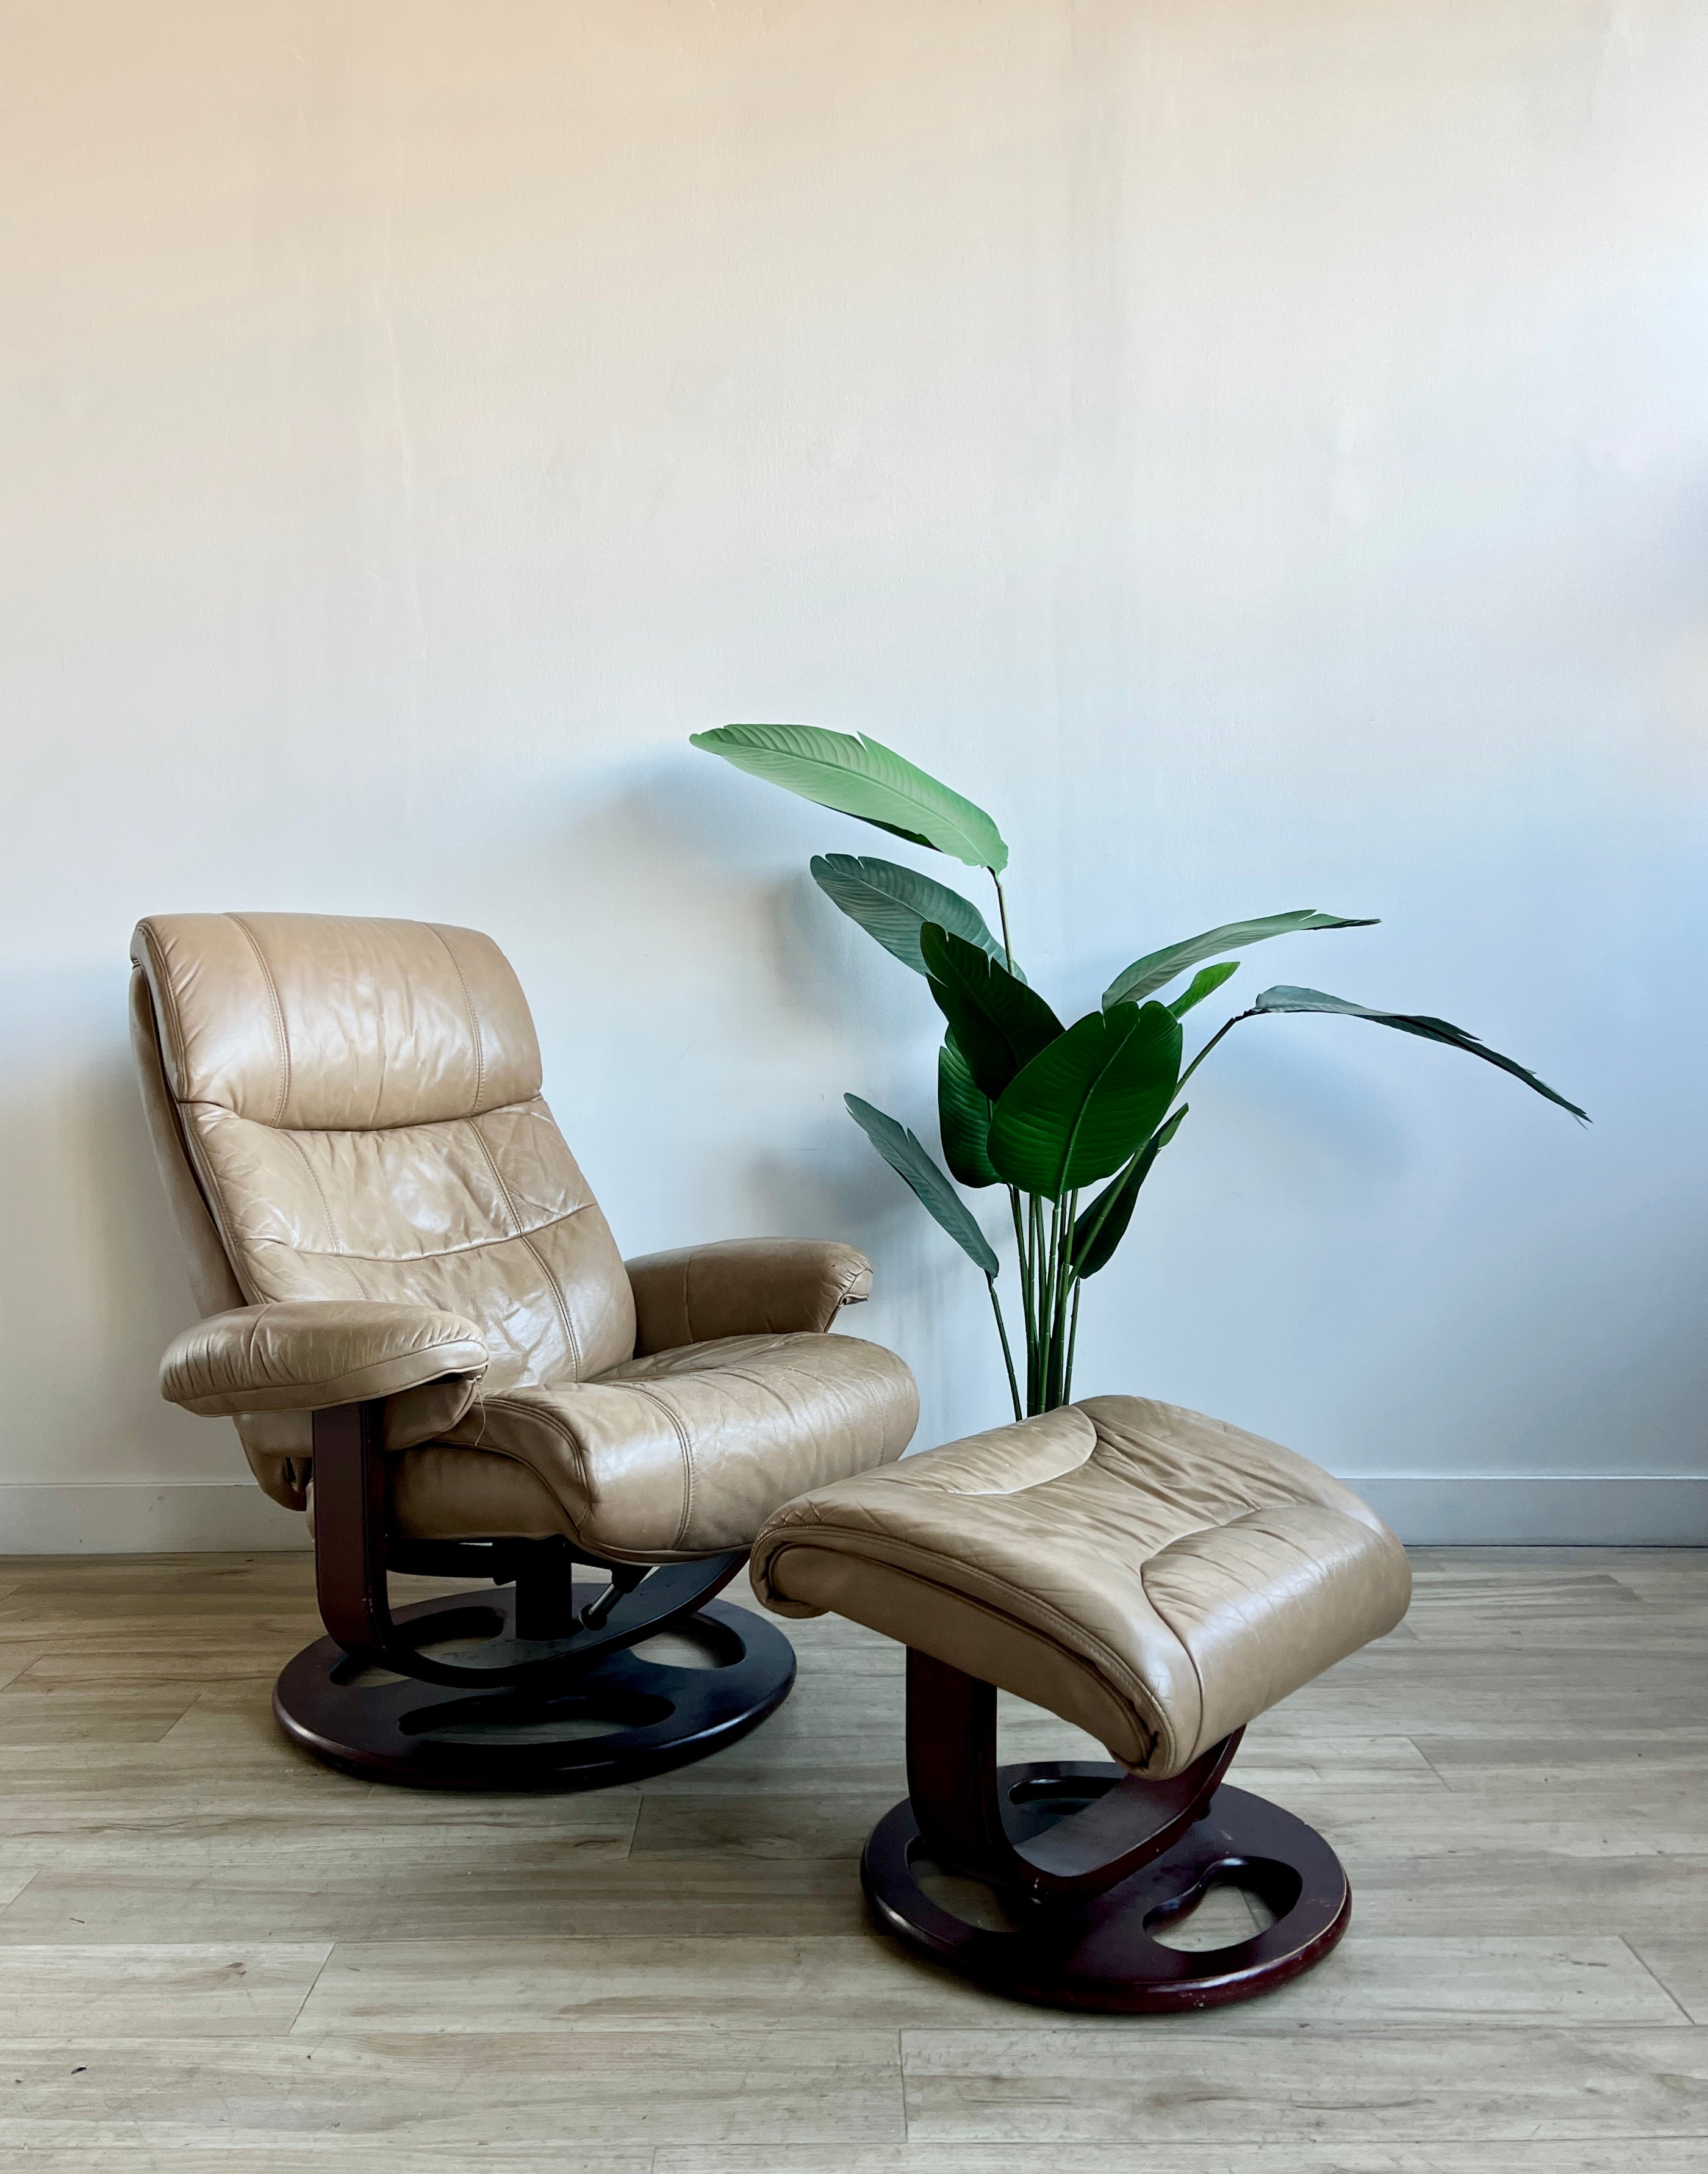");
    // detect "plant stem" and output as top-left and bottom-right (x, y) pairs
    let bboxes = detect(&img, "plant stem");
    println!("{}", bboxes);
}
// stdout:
(1044, 1191), (1076, 1408)
(1027, 1192), (1046, 1411)
(1071, 1151), (1134, 1269)
(1040, 1191), (1068, 1409)
(1174, 1009), (1259, 1097)
(1007, 1187), (1035, 1358)
(1063, 1278), (1083, 1403)
(990, 871), (1014, 974)
(988, 1279), (1023, 1423)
